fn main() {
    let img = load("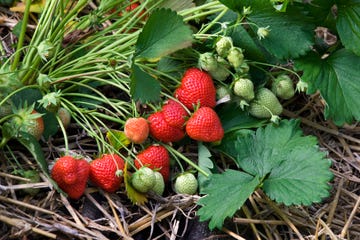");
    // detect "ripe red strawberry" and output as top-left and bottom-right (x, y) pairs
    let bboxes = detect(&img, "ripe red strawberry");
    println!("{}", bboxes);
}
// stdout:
(186, 107), (224, 142)
(148, 111), (185, 143)
(51, 156), (90, 199)
(134, 145), (170, 181)
(89, 154), (125, 193)
(174, 68), (216, 110)
(161, 99), (189, 129)
(124, 117), (149, 144)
